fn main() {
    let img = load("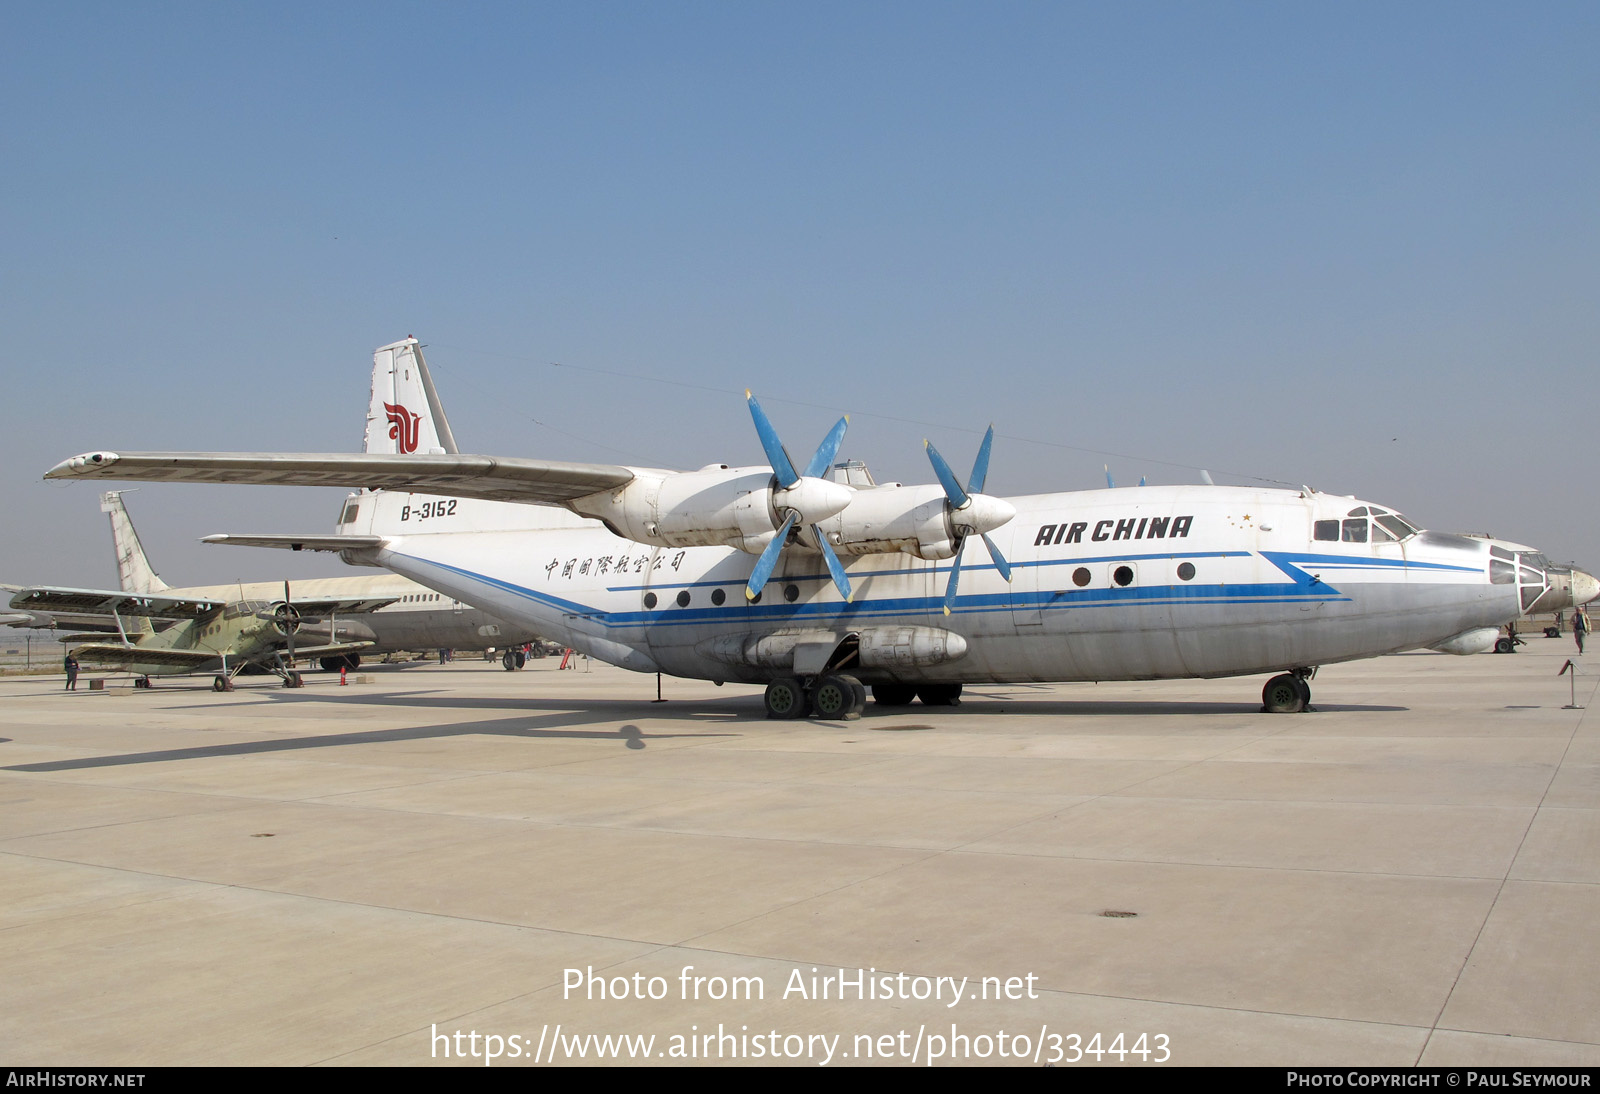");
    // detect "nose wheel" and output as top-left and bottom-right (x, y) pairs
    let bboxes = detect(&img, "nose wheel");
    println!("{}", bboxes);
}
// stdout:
(1262, 671), (1313, 713)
